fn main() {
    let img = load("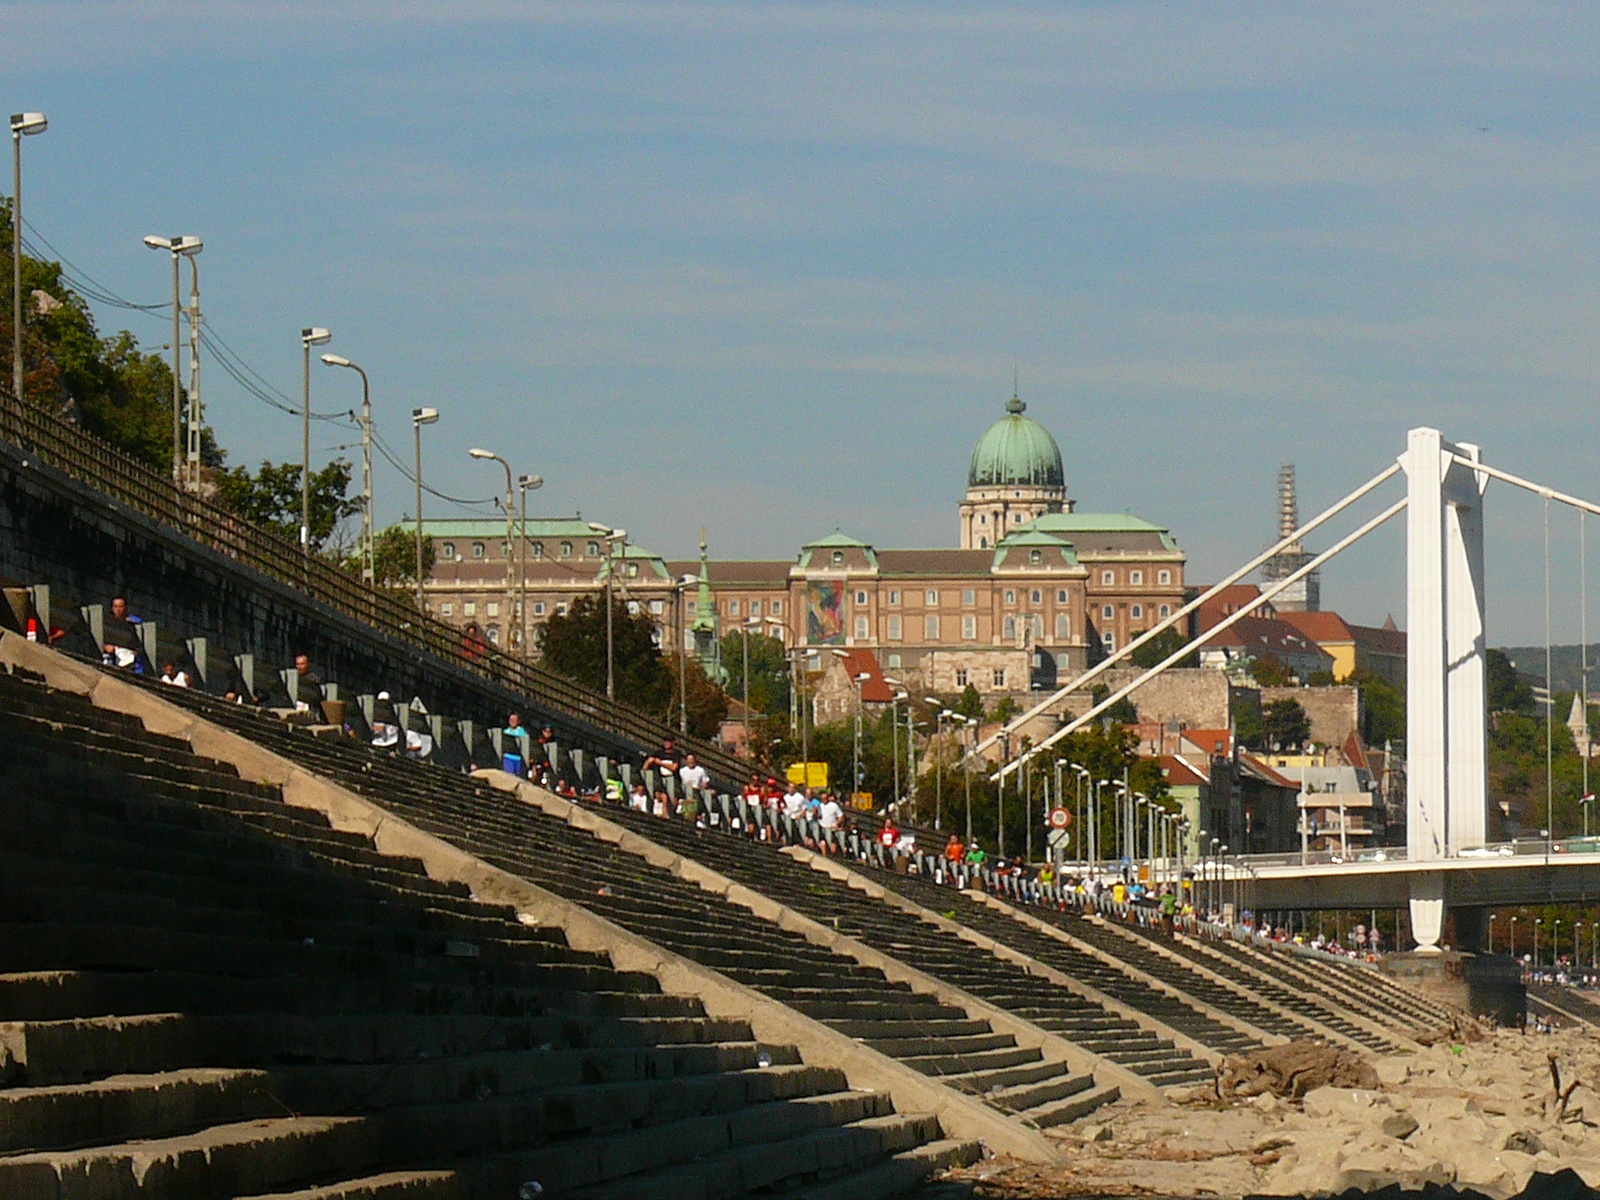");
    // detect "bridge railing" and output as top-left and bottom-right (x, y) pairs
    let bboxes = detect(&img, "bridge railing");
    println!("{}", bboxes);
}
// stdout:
(0, 392), (750, 786)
